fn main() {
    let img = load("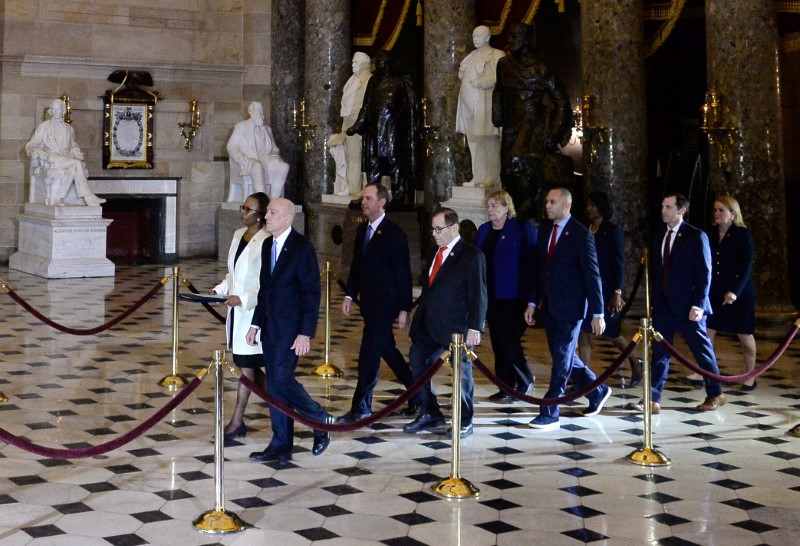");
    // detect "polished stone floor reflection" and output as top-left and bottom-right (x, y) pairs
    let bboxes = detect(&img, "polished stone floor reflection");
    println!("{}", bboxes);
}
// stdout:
(0, 259), (799, 545)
